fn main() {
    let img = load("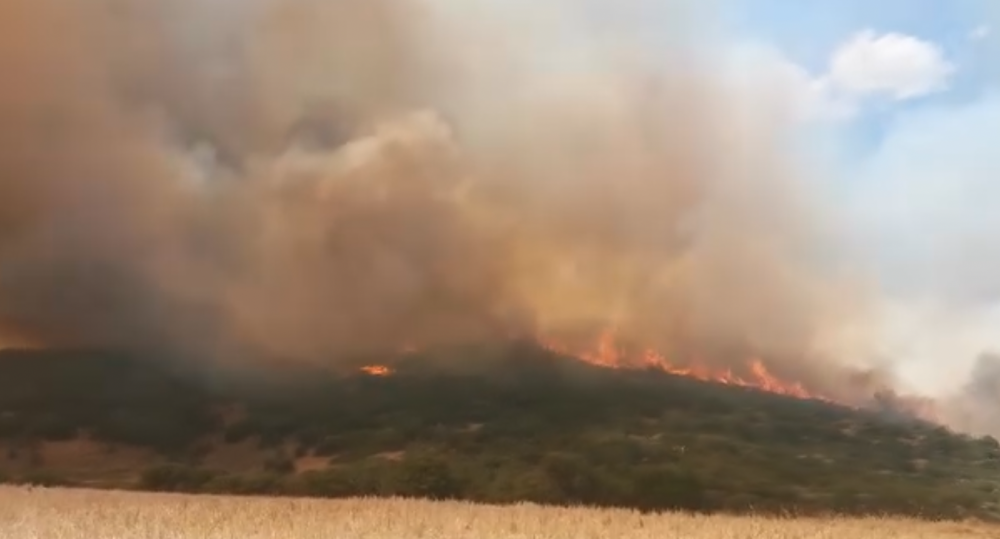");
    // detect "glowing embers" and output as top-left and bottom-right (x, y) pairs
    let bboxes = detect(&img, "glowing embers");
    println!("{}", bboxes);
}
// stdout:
(360, 365), (394, 377)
